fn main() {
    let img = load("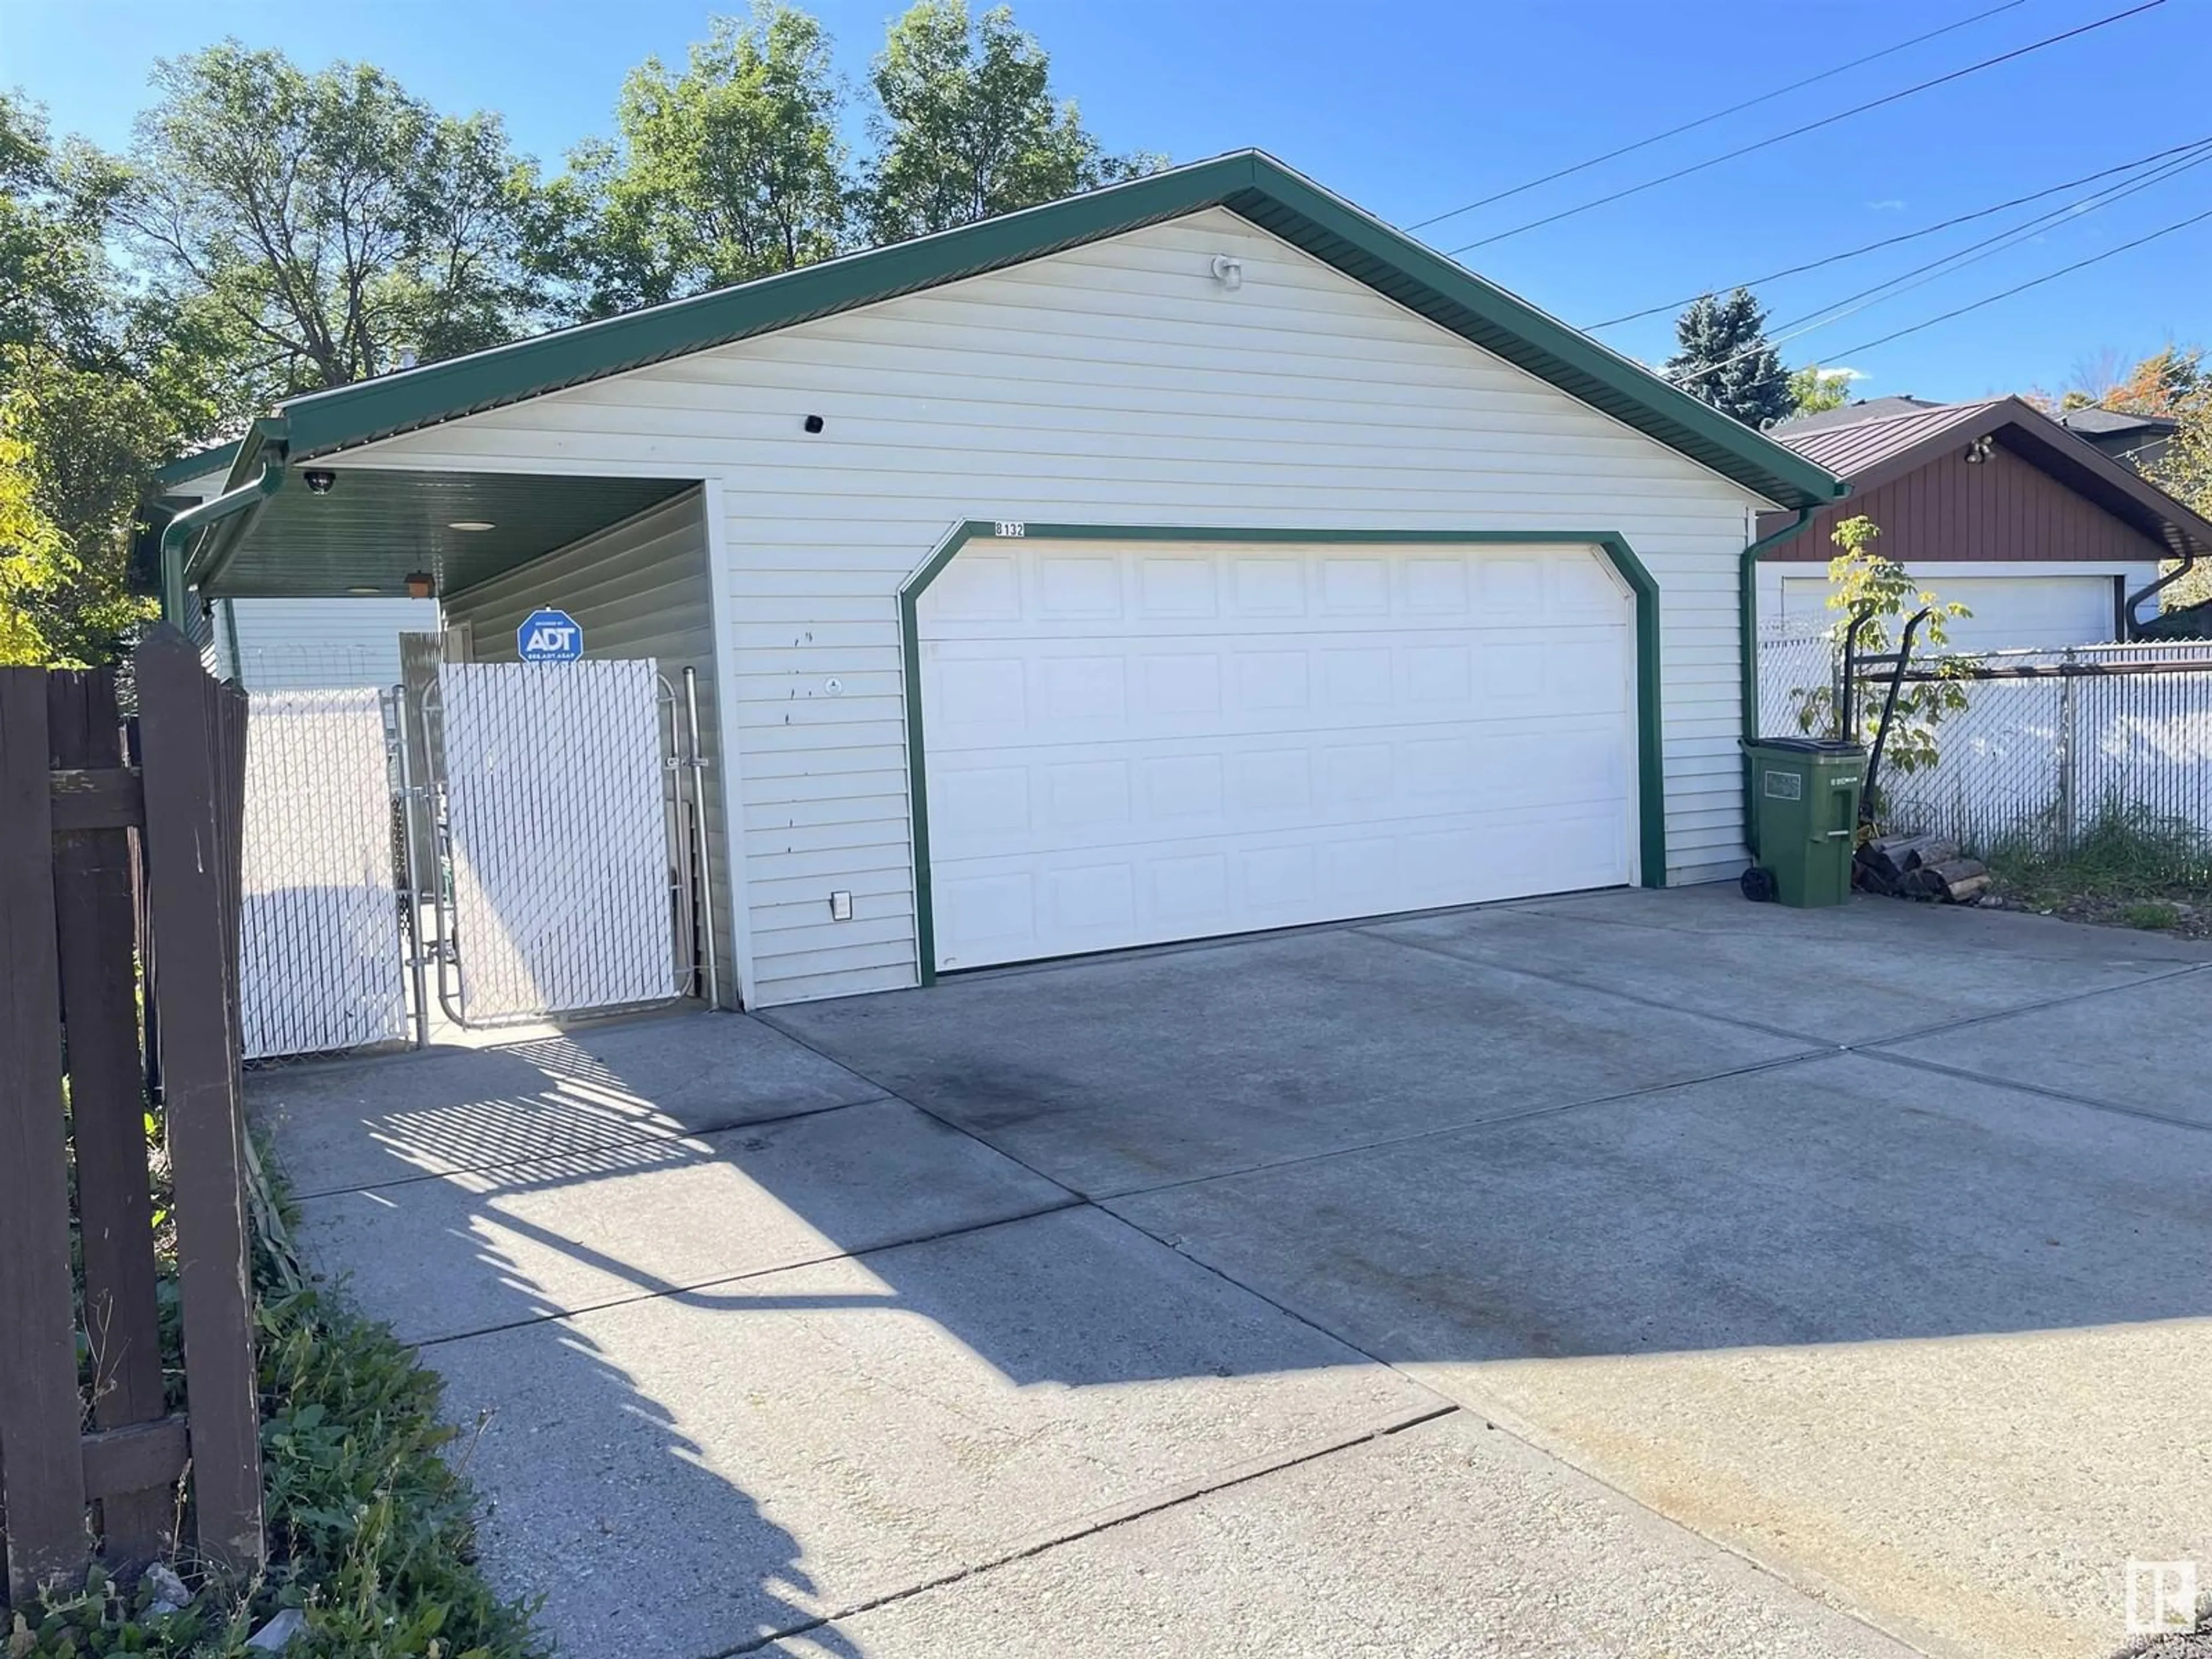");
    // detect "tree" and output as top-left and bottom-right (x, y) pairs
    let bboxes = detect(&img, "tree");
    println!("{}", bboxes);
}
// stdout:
(0, 354), (168, 665)
(1789, 364), (1855, 418)
(108, 43), (543, 407)
(2104, 343), (2206, 417)
(2028, 343), (2206, 418)
(1665, 288), (1793, 430)
(1789, 516), (1971, 786)
(543, 4), (850, 317)
(0, 92), (128, 372)
(863, 0), (1158, 243)
(2143, 395), (2212, 616)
